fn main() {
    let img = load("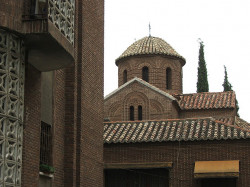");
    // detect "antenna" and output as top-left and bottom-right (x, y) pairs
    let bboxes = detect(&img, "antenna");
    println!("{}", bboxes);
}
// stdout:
(149, 23), (151, 36)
